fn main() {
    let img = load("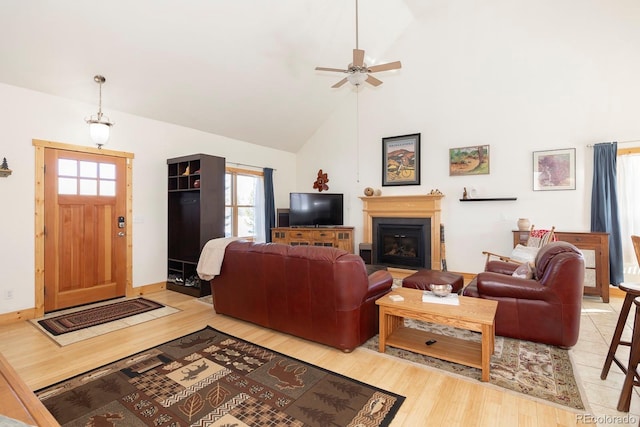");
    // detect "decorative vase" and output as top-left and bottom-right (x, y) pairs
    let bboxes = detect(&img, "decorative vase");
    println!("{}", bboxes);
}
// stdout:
(517, 218), (531, 231)
(364, 187), (374, 197)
